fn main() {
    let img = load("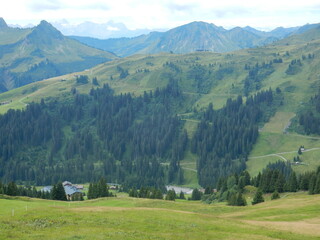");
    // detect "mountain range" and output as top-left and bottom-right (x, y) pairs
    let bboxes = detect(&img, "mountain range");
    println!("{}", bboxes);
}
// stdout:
(51, 20), (163, 39)
(71, 21), (320, 57)
(0, 18), (117, 92)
